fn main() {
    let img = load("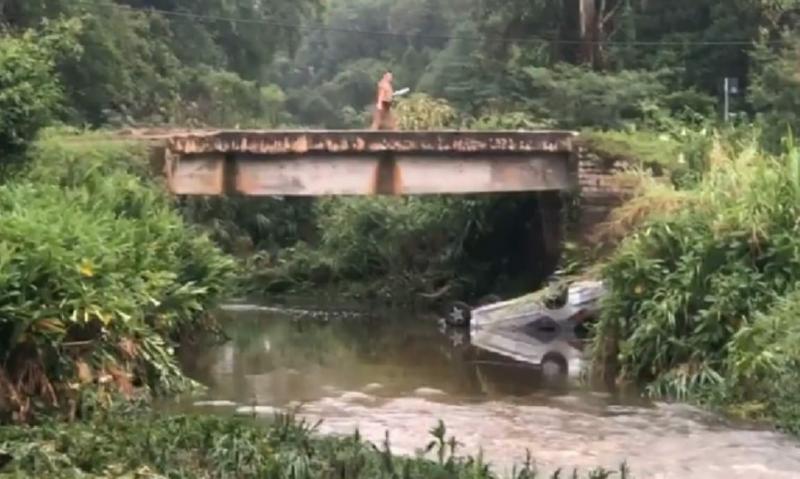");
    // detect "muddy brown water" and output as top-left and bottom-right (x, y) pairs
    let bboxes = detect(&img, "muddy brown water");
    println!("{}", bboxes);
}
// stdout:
(166, 305), (800, 478)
